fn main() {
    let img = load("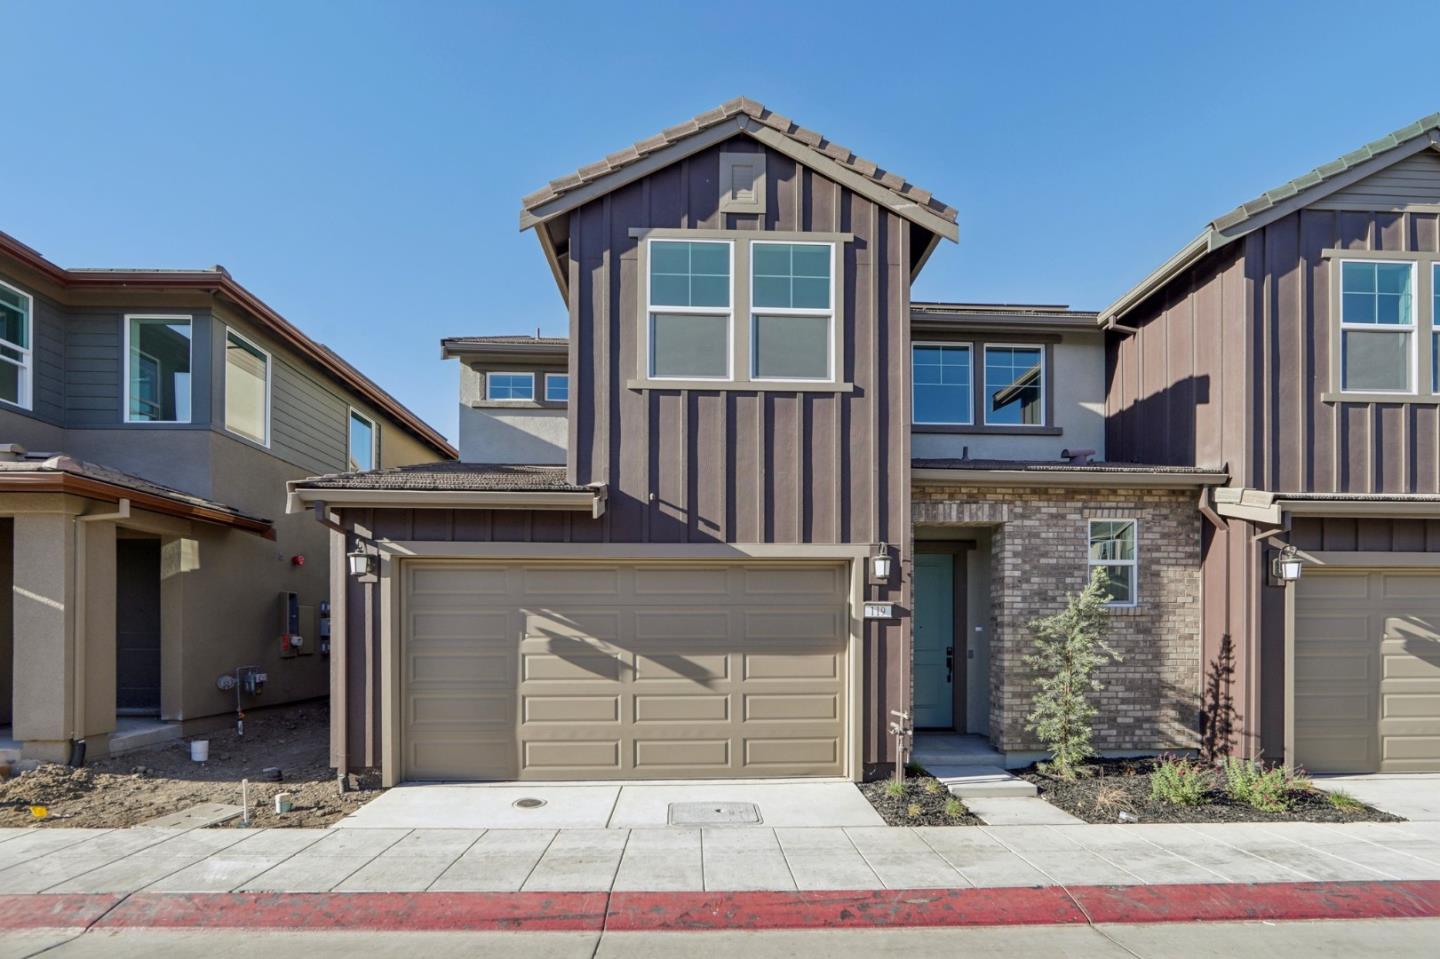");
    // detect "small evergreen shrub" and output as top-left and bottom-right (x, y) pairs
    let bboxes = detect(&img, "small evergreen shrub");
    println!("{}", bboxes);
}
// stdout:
(1223, 757), (1299, 813)
(1149, 757), (1212, 806)
(943, 797), (966, 818)
(883, 778), (905, 799)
